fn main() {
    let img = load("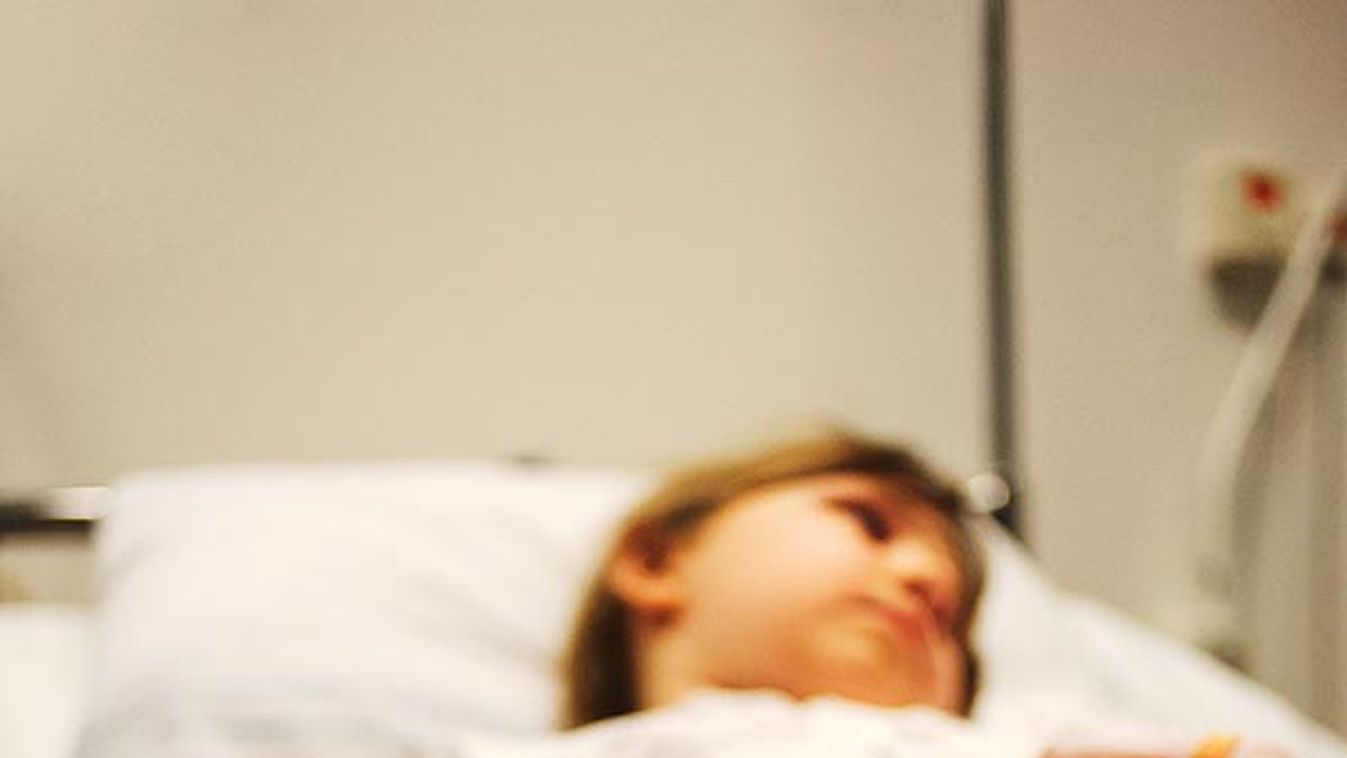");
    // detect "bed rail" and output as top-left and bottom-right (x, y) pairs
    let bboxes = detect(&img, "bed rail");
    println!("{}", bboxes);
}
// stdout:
(0, 487), (103, 538)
